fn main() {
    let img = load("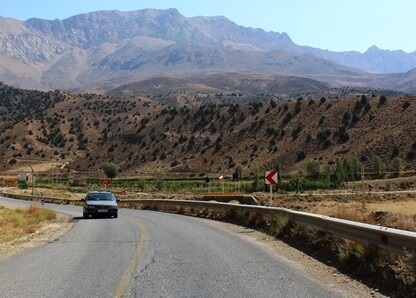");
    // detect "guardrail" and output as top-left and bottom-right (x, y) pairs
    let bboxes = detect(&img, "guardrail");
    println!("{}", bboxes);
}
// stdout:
(1, 193), (415, 256)
(125, 199), (416, 256)
(0, 193), (79, 205)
